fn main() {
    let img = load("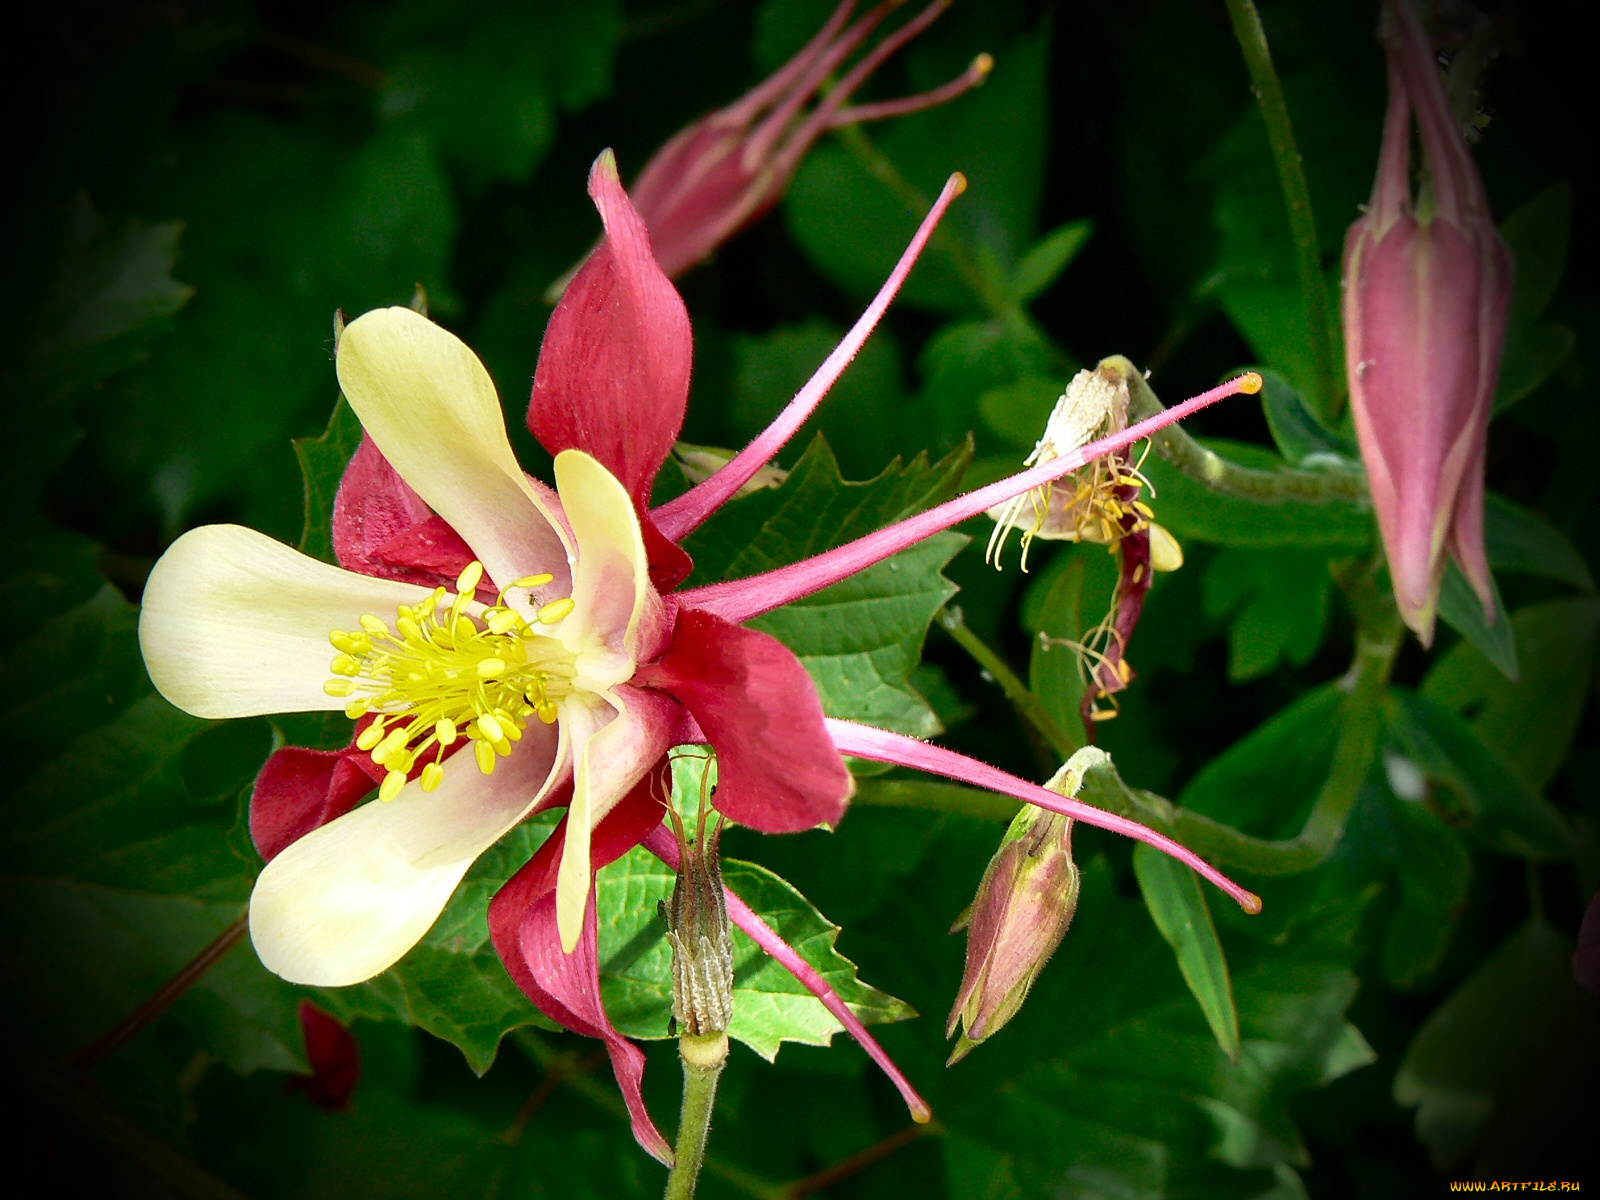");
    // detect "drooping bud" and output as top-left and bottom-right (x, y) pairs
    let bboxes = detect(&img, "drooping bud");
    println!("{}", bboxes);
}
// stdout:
(552, 1), (989, 292)
(663, 806), (735, 1040)
(1342, 0), (1513, 645)
(946, 754), (1097, 1064)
